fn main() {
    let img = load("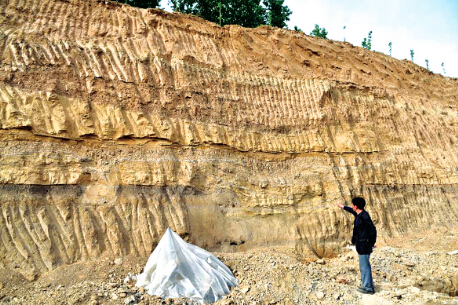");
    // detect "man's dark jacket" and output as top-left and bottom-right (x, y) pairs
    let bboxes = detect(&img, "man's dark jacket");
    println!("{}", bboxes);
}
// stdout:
(343, 206), (377, 254)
